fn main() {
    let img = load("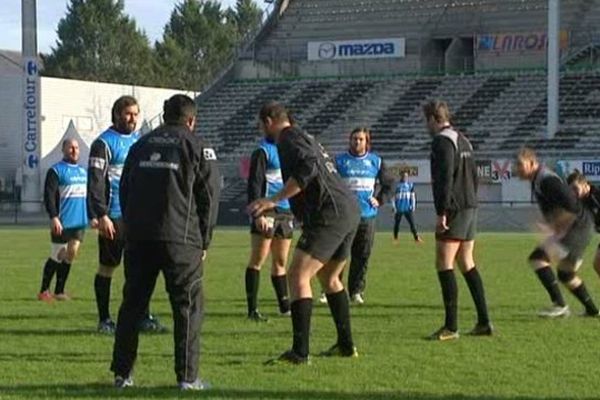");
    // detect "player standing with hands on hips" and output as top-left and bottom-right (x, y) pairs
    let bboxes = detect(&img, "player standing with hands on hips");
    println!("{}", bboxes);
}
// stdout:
(248, 102), (360, 364)
(38, 138), (88, 302)
(424, 100), (492, 341)
(334, 127), (395, 305)
(111, 95), (219, 390)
